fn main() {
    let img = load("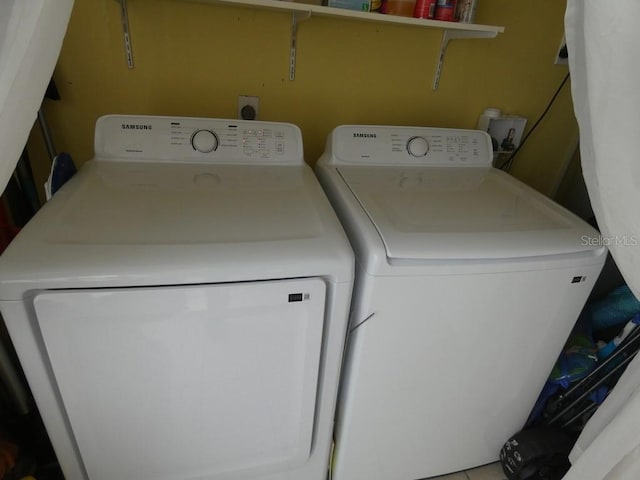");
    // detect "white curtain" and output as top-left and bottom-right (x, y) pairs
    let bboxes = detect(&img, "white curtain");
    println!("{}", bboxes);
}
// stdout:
(0, 0), (74, 194)
(563, 1), (640, 478)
